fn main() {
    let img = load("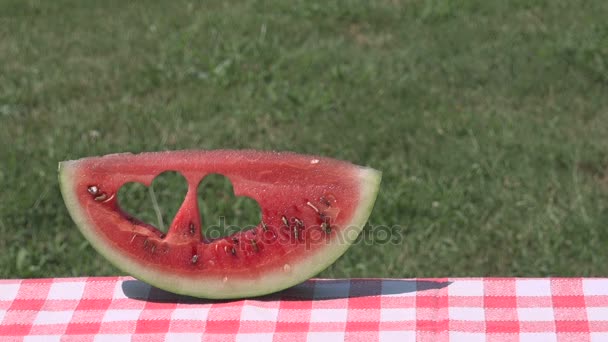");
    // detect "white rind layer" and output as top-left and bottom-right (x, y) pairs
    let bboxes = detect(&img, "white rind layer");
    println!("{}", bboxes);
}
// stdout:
(59, 161), (381, 299)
